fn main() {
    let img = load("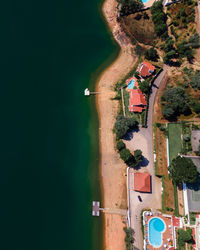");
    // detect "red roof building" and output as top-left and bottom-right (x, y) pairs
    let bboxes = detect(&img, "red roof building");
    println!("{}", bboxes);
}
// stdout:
(137, 61), (155, 78)
(129, 89), (147, 113)
(134, 172), (151, 193)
